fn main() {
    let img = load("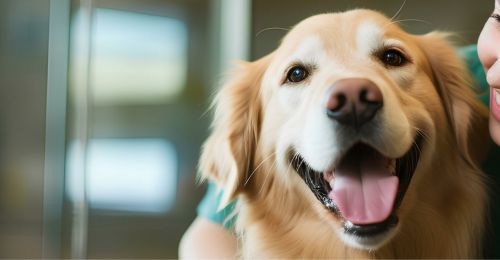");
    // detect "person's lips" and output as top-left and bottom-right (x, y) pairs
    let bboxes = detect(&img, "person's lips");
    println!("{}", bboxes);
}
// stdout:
(491, 87), (500, 122)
